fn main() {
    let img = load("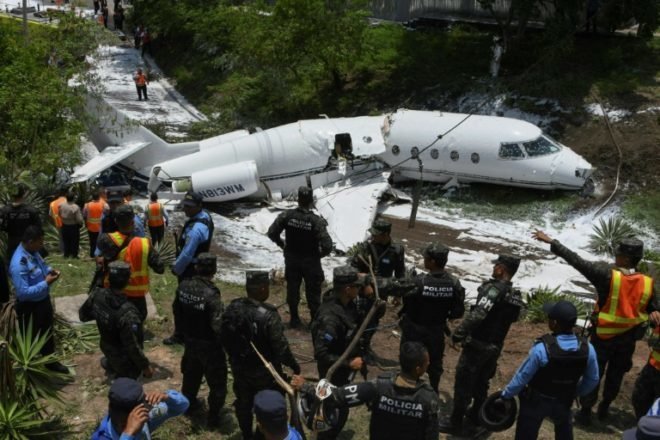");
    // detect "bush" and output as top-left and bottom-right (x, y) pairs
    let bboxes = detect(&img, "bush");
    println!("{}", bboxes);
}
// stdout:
(525, 285), (588, 323)
(588, 217), (636, 257)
